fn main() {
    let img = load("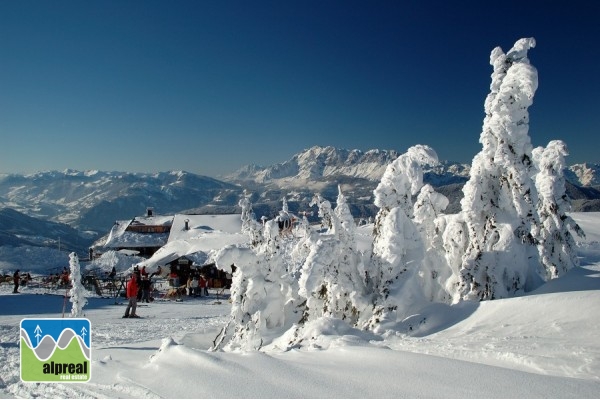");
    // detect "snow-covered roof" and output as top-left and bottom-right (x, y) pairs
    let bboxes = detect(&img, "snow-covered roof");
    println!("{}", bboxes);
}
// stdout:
(104, 220), (129, 244)
(130, 214), (174, 227)
(140, 214), (247, 269)
(169, 214), (243, 240)
(103, 219), (169, 249)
